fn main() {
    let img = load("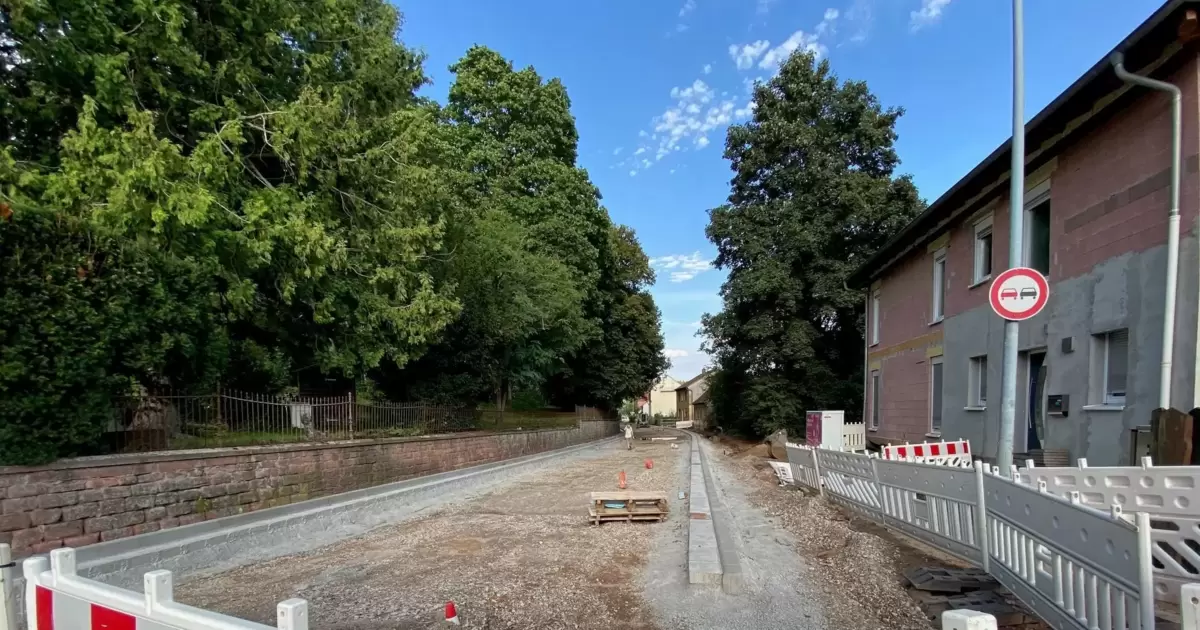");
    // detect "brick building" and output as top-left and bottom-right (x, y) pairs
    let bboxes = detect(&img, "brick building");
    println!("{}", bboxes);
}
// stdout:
(848, 0), (1200, 465)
